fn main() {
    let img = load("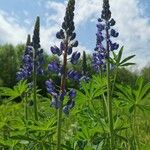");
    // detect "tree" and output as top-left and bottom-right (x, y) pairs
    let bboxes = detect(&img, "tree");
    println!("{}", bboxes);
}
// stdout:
(0, 44), (20, 87)
(82, 51), (87, 75)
